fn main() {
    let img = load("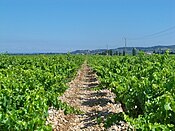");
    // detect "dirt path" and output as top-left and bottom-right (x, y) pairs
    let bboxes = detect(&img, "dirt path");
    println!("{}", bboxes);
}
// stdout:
(47, 63), (129, 131)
